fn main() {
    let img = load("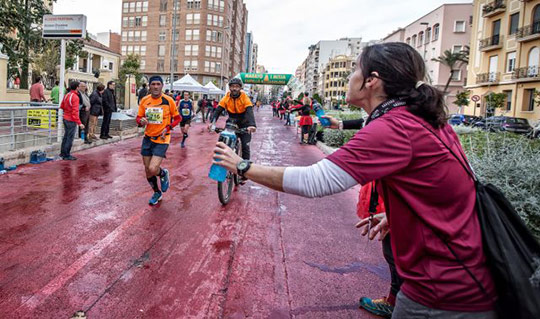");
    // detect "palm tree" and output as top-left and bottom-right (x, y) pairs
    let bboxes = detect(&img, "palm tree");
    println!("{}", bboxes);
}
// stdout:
(432, 48), (469, 93)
